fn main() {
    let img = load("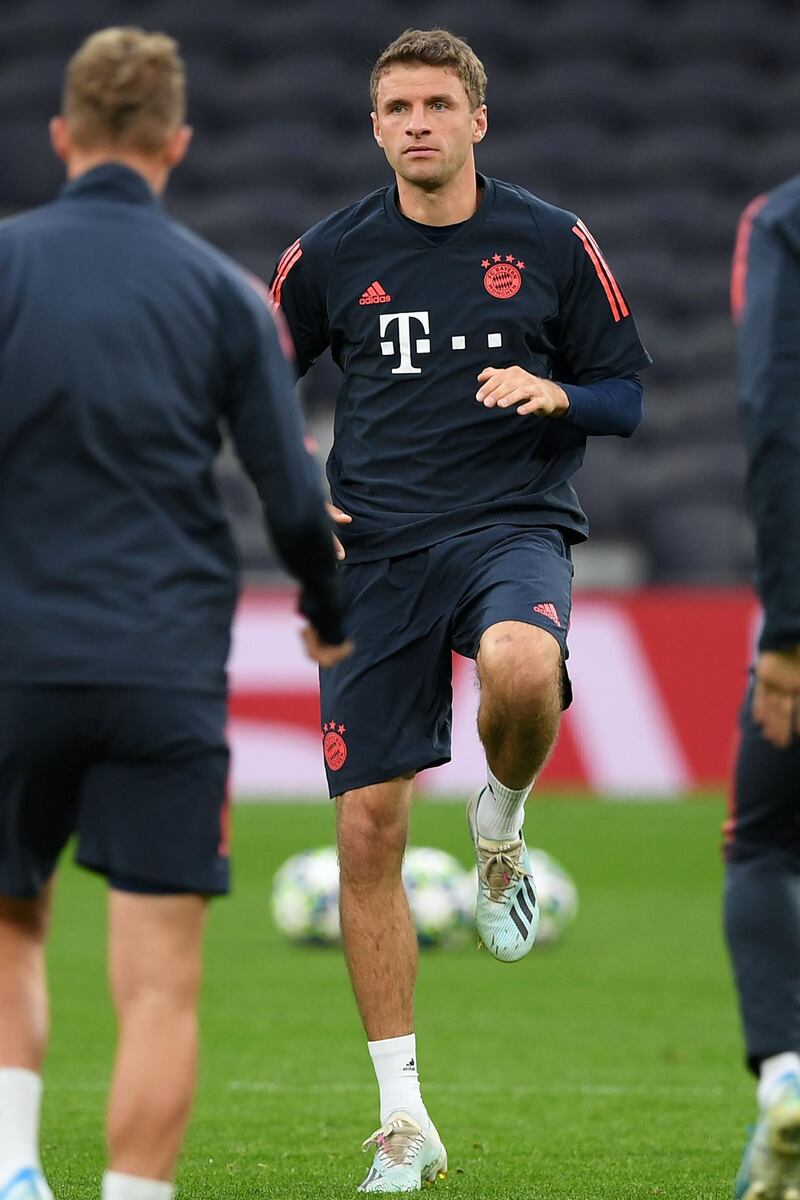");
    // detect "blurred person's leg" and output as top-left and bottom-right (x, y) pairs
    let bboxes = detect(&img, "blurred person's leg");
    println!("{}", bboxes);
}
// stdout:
(0, 686), (87, 1197)
(725, 683), (800, 1074)
(0, 889), (52, 1195)
(725, 681), (800, 1197)
(105, 890), (207, 1193)
(75, 688), (229, 1200)
(0, 890), (51, 1069)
